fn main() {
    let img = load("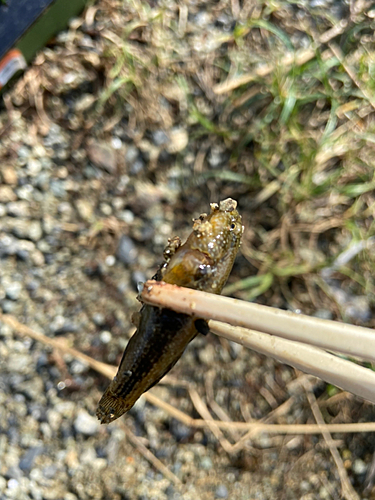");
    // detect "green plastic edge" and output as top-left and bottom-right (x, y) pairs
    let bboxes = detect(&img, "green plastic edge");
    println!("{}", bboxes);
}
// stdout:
(1, 0), (90, 94)
(16, 0), (89, 62)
